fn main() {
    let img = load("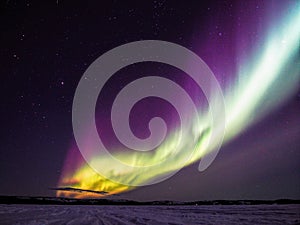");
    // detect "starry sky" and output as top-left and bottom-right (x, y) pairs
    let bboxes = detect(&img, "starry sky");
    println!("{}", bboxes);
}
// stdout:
(1, 0), (299, 201)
